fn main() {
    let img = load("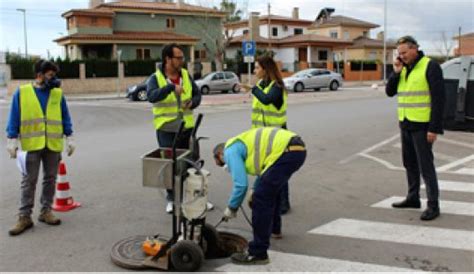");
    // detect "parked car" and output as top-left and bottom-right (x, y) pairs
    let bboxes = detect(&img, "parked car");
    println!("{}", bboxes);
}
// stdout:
(195, 71), (240, 94)
(283, 68), (343, 92)
(126, 79), (148, 101)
